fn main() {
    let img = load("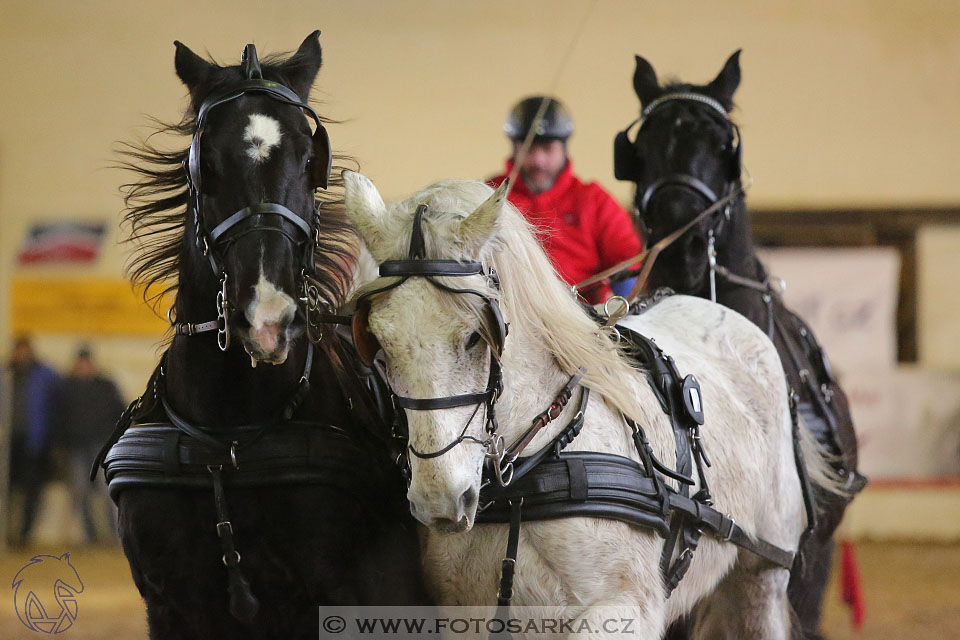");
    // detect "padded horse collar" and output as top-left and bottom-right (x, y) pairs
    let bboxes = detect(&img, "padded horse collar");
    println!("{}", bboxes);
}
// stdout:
(175, 43), (333, 350)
